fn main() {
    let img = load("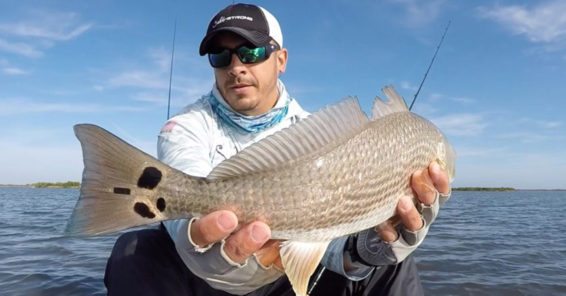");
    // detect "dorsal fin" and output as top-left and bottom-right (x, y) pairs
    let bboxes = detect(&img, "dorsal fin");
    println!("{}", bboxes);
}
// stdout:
(371, 85), (409, 120)
(207, 97), (368, 180)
